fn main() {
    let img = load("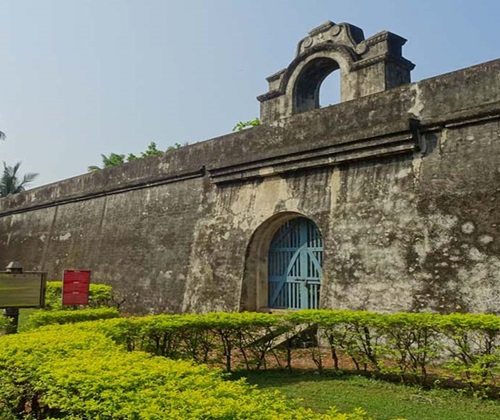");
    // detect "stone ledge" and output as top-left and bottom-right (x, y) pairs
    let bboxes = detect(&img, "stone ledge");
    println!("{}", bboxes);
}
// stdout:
(0, 168), (205, 217)
(209, 121), (420, 184)
(0, 59), (498, 216)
